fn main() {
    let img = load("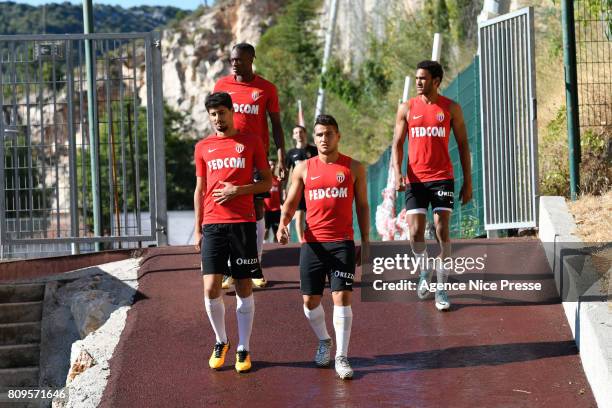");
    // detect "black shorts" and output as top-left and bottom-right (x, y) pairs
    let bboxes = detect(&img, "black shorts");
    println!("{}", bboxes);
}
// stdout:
(253, 169), (271, 200)
(299, 241), (356, 295)
(201, 222), (261, 279)
(297, 194), (307, 211)
(405, 179), (454, 214)
(264, 210), (281, 229)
